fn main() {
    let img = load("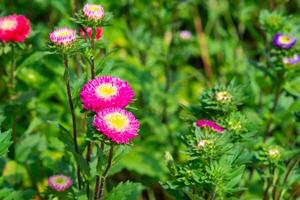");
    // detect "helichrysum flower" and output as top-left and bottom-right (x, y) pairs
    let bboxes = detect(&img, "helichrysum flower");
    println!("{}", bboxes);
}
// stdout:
(273, 33), (296, 49)
(283, 54), (300, 65)
(83, 4), (105, 21)
(80, 76), (134, 112)
(48, 174), (73, 192)
(179, 30), (192, 40)
(196, 119), (224, 133)
(0, 14), (31, 43)
(93, 107), (139, 144)
(49, 28), (76, 46)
